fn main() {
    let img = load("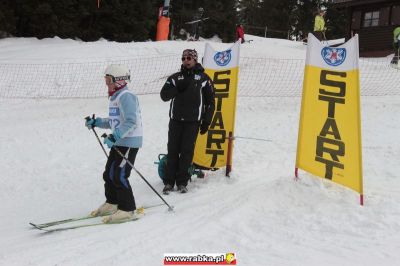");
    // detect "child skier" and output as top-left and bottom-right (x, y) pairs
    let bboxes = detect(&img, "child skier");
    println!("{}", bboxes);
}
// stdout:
(85, 64), (143, 223)
(391, 26), (400, 66)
